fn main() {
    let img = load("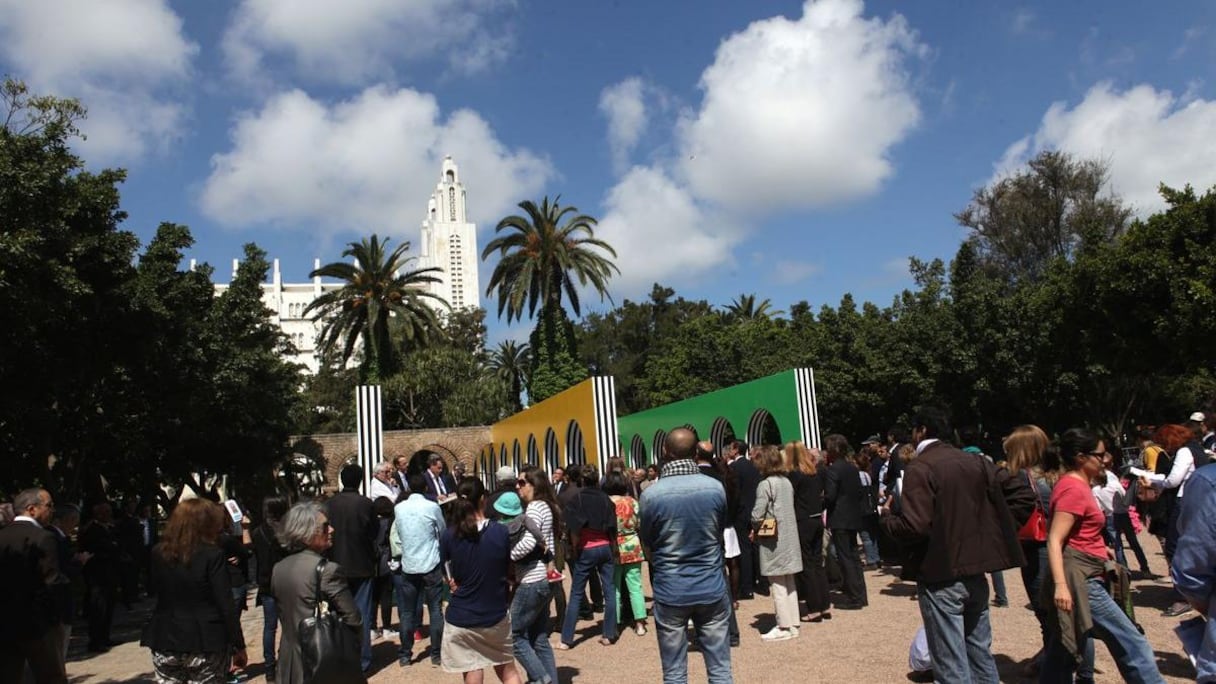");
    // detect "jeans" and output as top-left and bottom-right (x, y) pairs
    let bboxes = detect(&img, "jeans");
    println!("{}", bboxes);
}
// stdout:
(1110, 512), (1150, 571)
(859, 517), (880, 565)
(917, 574), (998, 684)
(561, 545), (617, 644)
(261, 594), (279, 669)
(511, 580), (558, 684)
(1040, 577), (1165, 684)
(397, 565), (445, 663)
(348, 577), (374, 672)
(653, 594), (734, 684)
(990, 571), (1007, 605)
